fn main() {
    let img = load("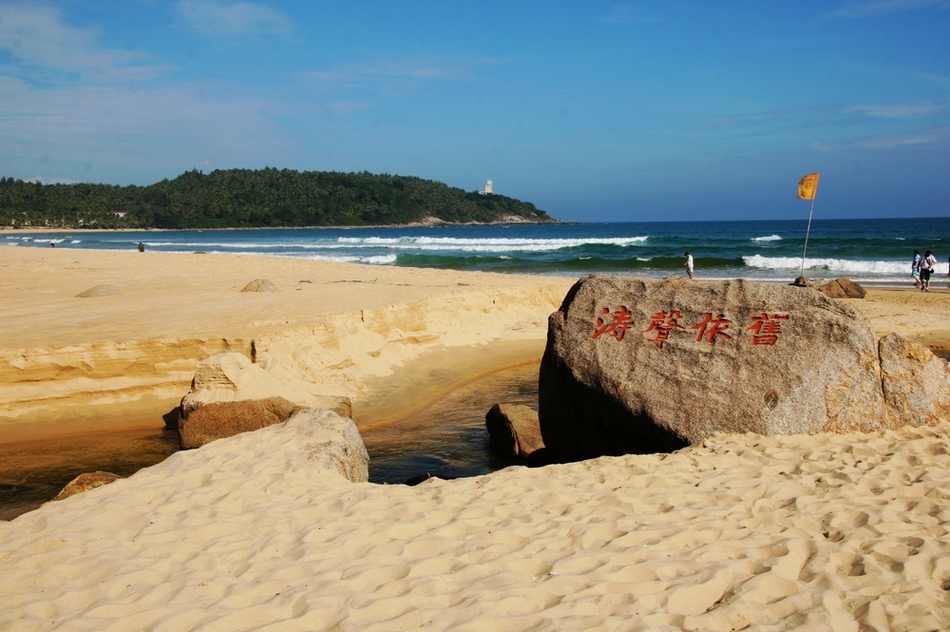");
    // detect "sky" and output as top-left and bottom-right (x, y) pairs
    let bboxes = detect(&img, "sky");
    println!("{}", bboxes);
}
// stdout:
(1, 1), (949, 222)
